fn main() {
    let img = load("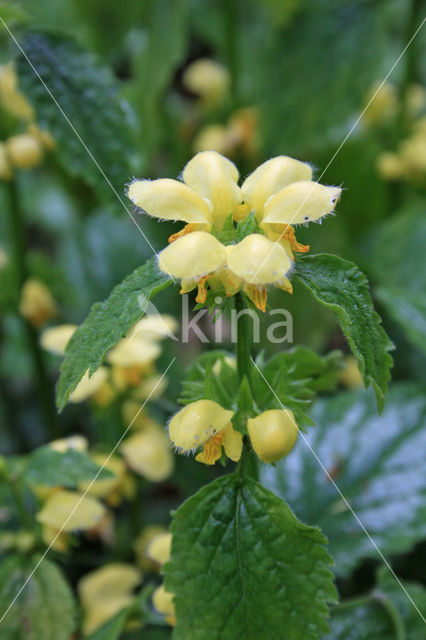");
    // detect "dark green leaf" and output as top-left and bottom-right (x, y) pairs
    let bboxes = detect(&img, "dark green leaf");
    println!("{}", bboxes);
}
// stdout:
(180, 350), (238, 409)
(211, 214), (235, 245)
(261, 384), (426, 576)
(327, 565), (426, 639)
(0, 554), (76, 640)
(23, 446), (113, 488)
(17, 32), (134, 202)
(367, 205), (426, 354)
(295, 253), (393, 412)
(234, 212), (264, 243)
(165, 474), (337, 640)
(56, 258), (172, 411)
